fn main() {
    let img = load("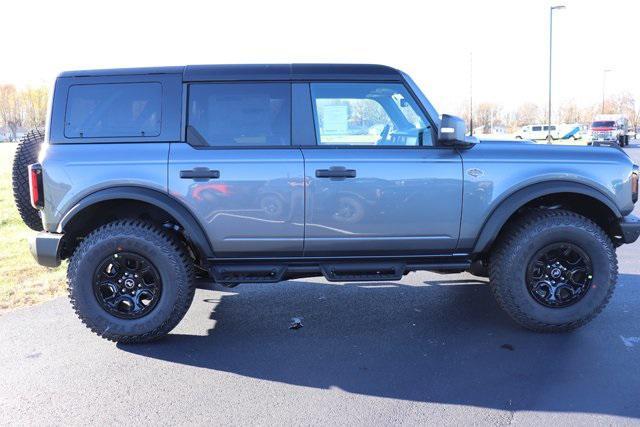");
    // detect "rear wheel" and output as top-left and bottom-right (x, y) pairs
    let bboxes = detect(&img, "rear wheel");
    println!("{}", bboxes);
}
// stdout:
(11, 129), (44, 231)
(67, 220), (195, 343)
(489, 209), (617, 332)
